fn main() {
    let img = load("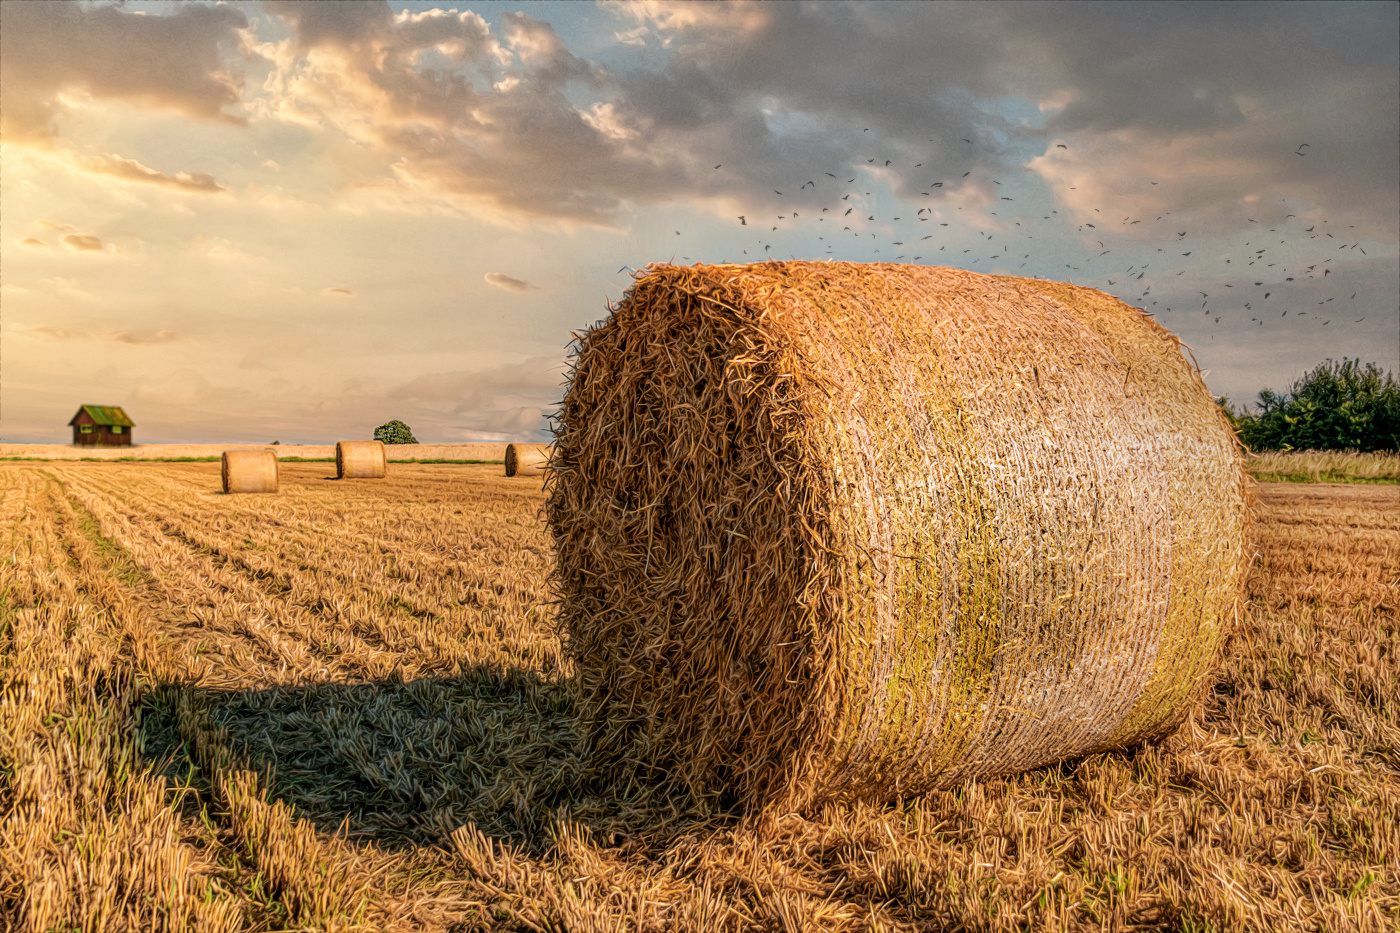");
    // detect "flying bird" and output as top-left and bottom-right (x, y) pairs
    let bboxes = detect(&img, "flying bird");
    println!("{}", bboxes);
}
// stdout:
(714, 164), (722, 169)
(1296, 143), (1310, 155)
(1056, 143), (1068, 149)
(739, 216), (747, 225)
